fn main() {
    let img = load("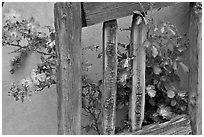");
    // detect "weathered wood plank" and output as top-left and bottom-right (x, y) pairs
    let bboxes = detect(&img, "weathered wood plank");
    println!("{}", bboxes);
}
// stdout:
(54, 2), (82, 135)
(119, 115), (191, 135)
(82, 2), (178, 27)
(188, 2), (202, 135)
(102, 19), (118, 135)
(129, 13), (147, 131)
